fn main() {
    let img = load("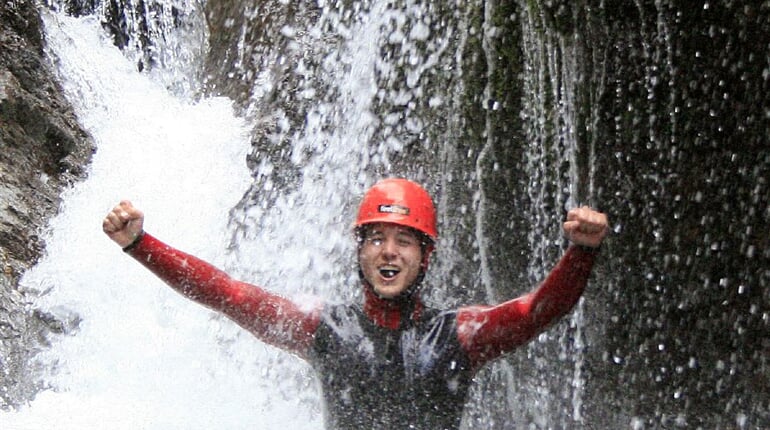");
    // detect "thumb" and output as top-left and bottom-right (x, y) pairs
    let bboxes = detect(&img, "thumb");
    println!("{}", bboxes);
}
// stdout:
(103, 200), (145, 247)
